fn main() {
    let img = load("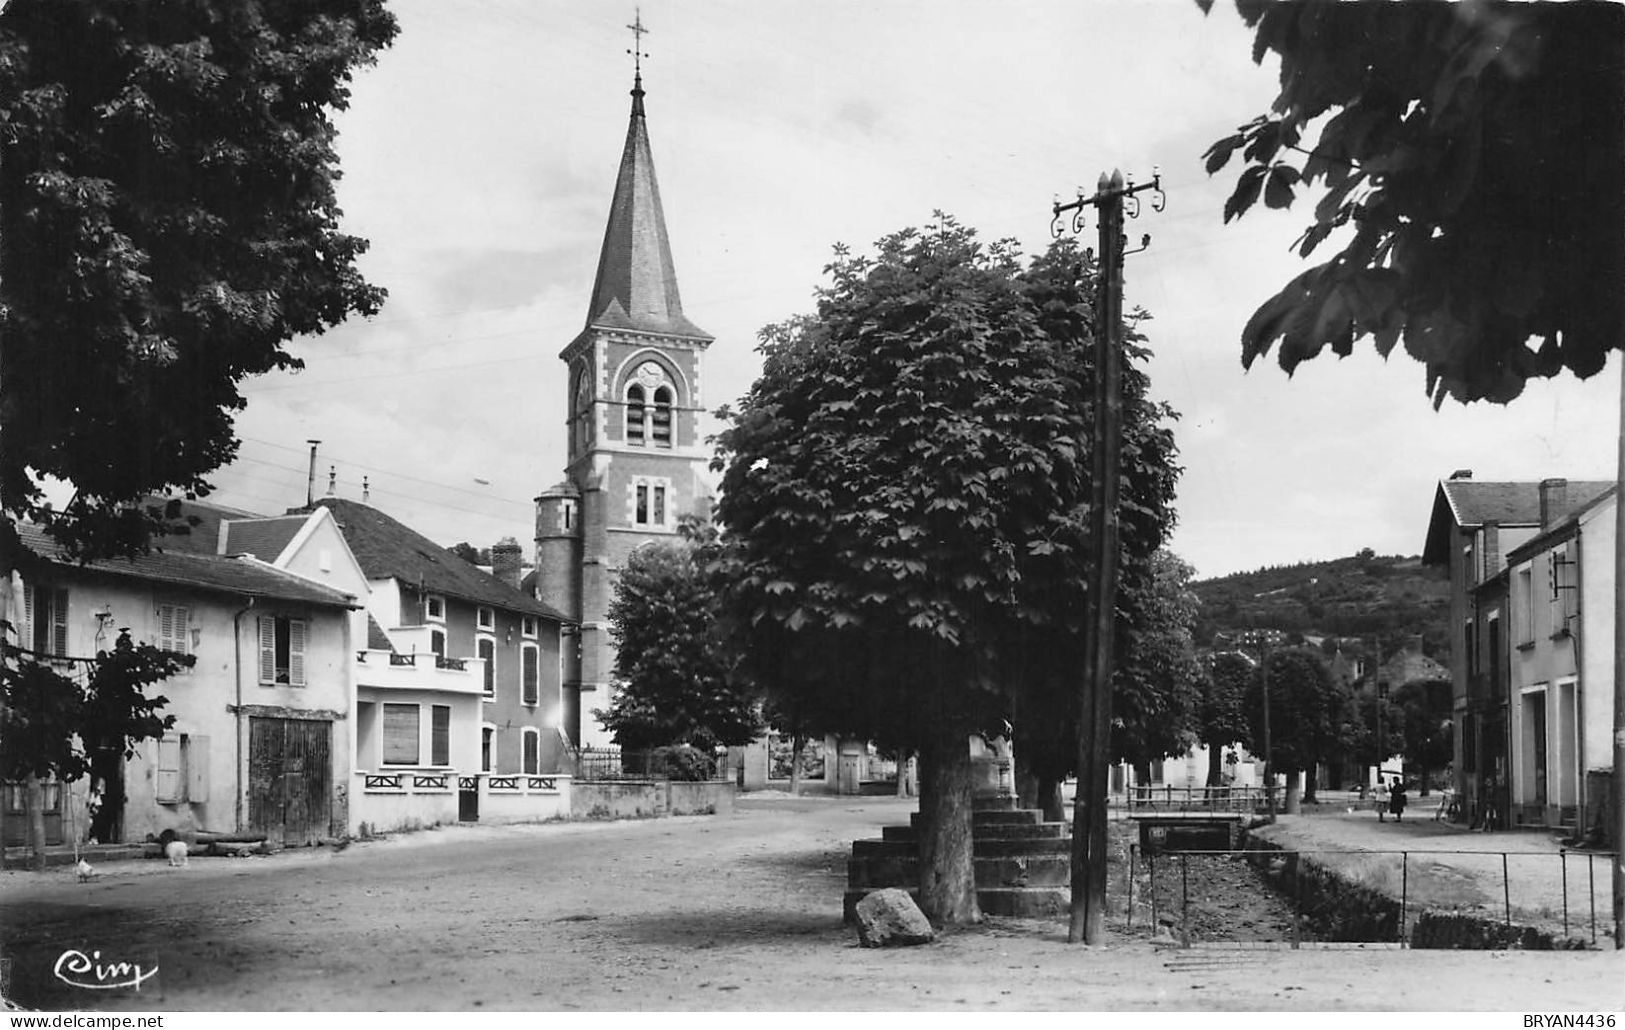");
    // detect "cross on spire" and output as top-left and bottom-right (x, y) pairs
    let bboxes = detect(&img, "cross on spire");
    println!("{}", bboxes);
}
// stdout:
(626, 9), (649, 77)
